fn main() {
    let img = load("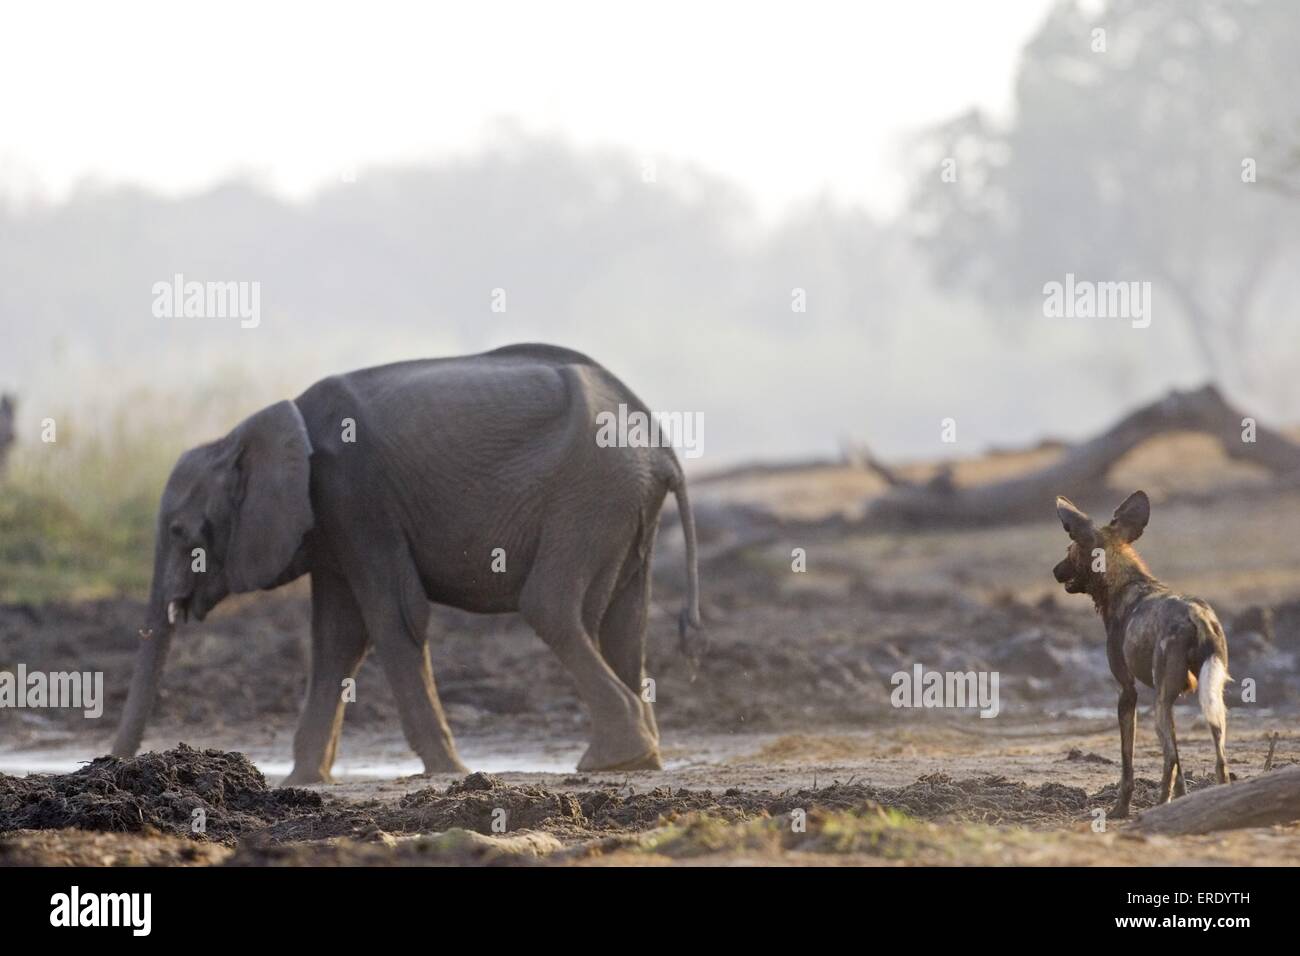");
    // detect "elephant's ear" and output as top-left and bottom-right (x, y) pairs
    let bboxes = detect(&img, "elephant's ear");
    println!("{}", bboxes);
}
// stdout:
(225, 400), (314, 592)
